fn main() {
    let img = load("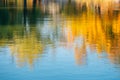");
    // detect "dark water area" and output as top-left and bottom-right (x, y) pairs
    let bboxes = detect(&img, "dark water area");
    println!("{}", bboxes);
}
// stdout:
(0, 0), (120, 80)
